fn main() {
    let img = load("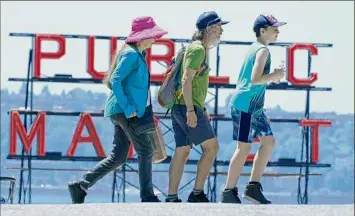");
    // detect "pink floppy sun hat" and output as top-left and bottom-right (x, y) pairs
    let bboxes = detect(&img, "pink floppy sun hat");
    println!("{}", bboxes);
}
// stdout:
(125, 16), (168, 43)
